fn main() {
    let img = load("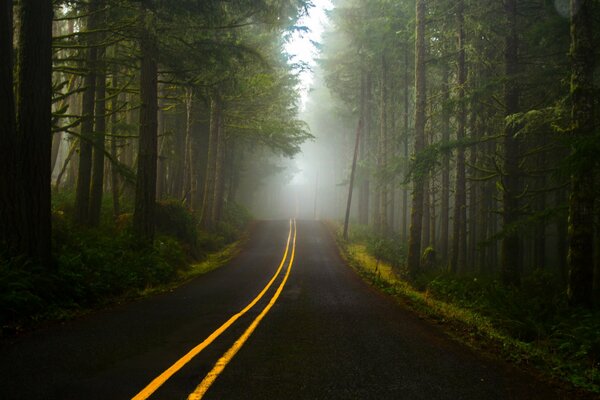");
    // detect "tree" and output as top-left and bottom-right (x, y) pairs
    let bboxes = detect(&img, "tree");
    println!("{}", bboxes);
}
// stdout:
(133, 0), (159, 242)
(407, 0), (426, 276)
(567, 0), (596, 307)
(501, 0), (522, 286)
